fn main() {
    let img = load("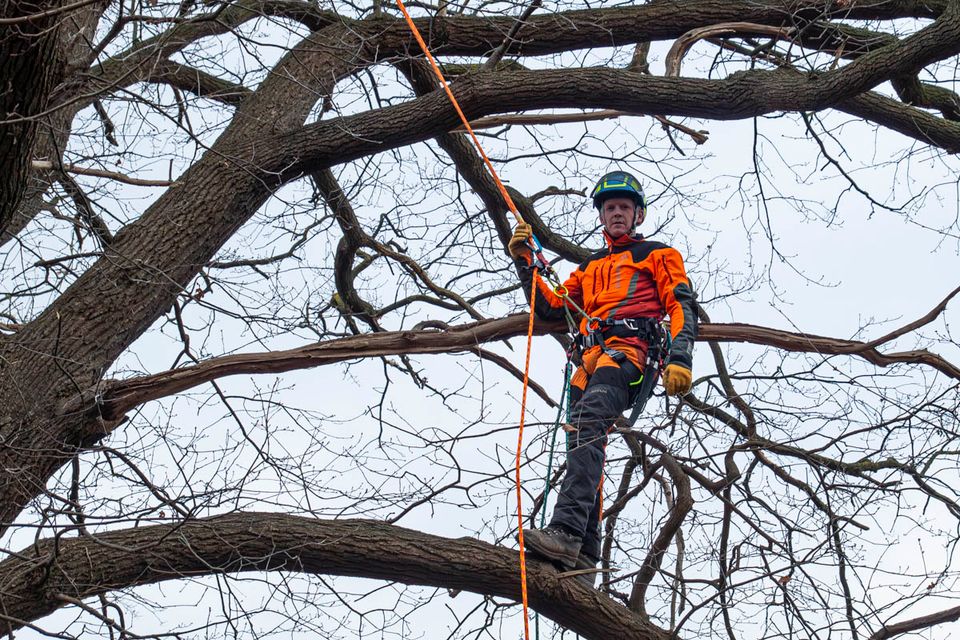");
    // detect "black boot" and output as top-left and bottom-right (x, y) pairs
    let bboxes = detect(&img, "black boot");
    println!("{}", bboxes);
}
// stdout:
(521, 526), (582, 568)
